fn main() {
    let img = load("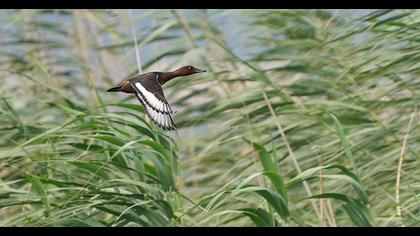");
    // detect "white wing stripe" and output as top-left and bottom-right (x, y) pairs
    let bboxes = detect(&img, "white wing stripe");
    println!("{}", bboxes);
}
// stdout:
(165, 115), (172, 129)
(135, 82), (166, 113)
(144, 102), (174, 130)
(135, 92), (175, 130)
